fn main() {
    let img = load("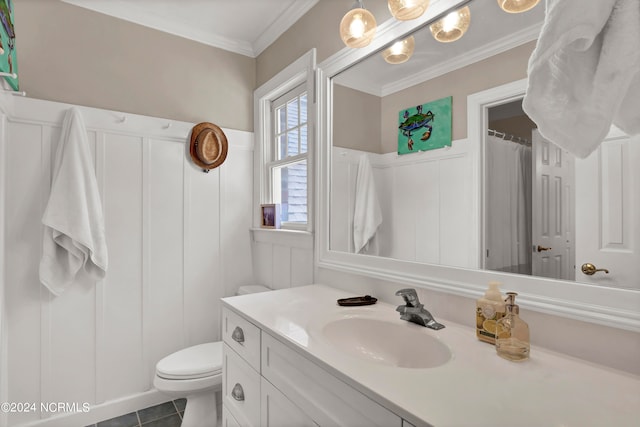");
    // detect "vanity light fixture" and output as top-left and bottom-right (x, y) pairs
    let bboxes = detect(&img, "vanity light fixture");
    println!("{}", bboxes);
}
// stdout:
(497, 0), (540, 13)
(430, 6), (471, 43)
(340, 0), (377, 48)
(382, 35), (415, 64)
(387, 0), (430, 21)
